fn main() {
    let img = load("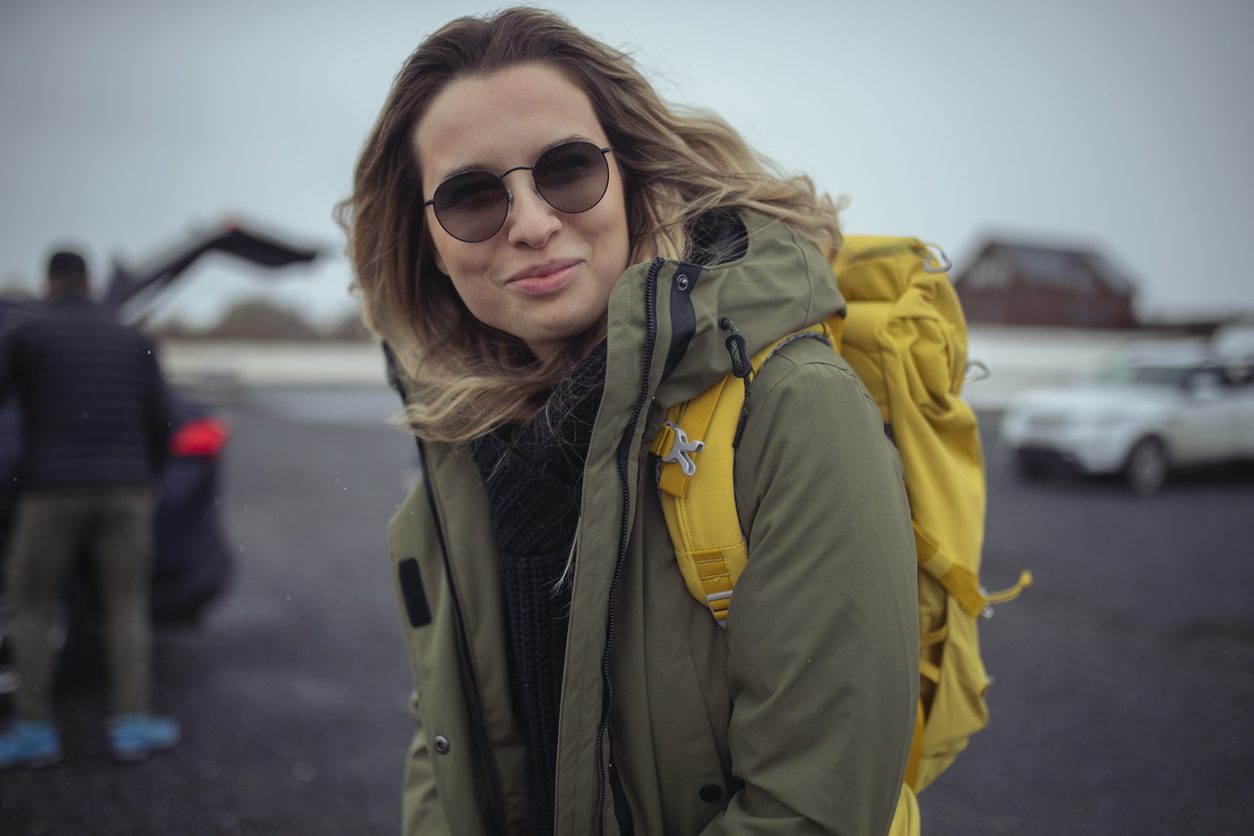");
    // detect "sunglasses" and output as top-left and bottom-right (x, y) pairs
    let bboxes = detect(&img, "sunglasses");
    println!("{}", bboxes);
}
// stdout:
(423, 140), (615, 243)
